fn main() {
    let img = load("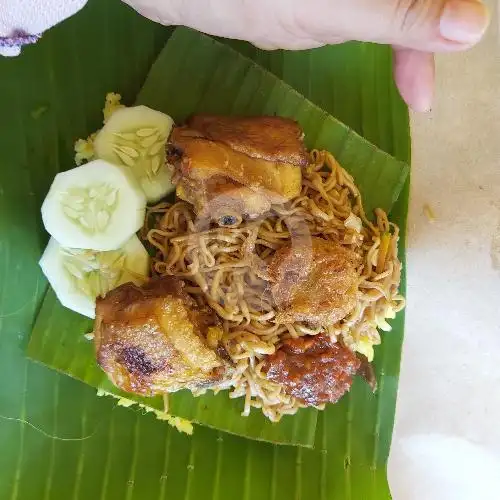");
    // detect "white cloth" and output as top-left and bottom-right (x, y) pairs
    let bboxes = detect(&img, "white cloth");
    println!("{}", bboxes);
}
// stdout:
(0, 0), (87, 56)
